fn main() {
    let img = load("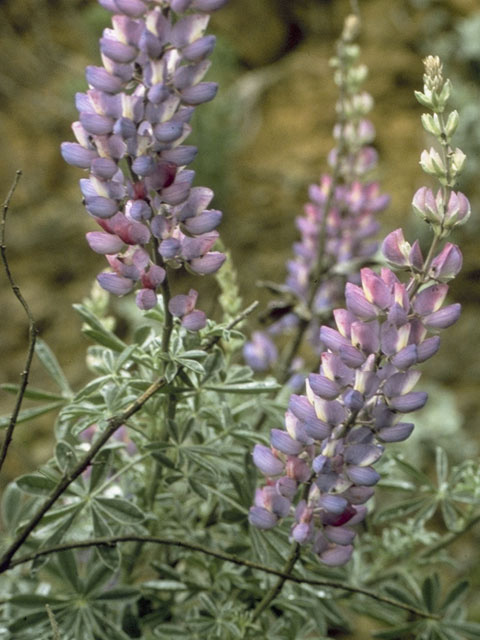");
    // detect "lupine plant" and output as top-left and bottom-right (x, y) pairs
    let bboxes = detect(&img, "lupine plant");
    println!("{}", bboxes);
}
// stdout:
(0, 2), (479, 640)
(244, 15), (390, 384)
